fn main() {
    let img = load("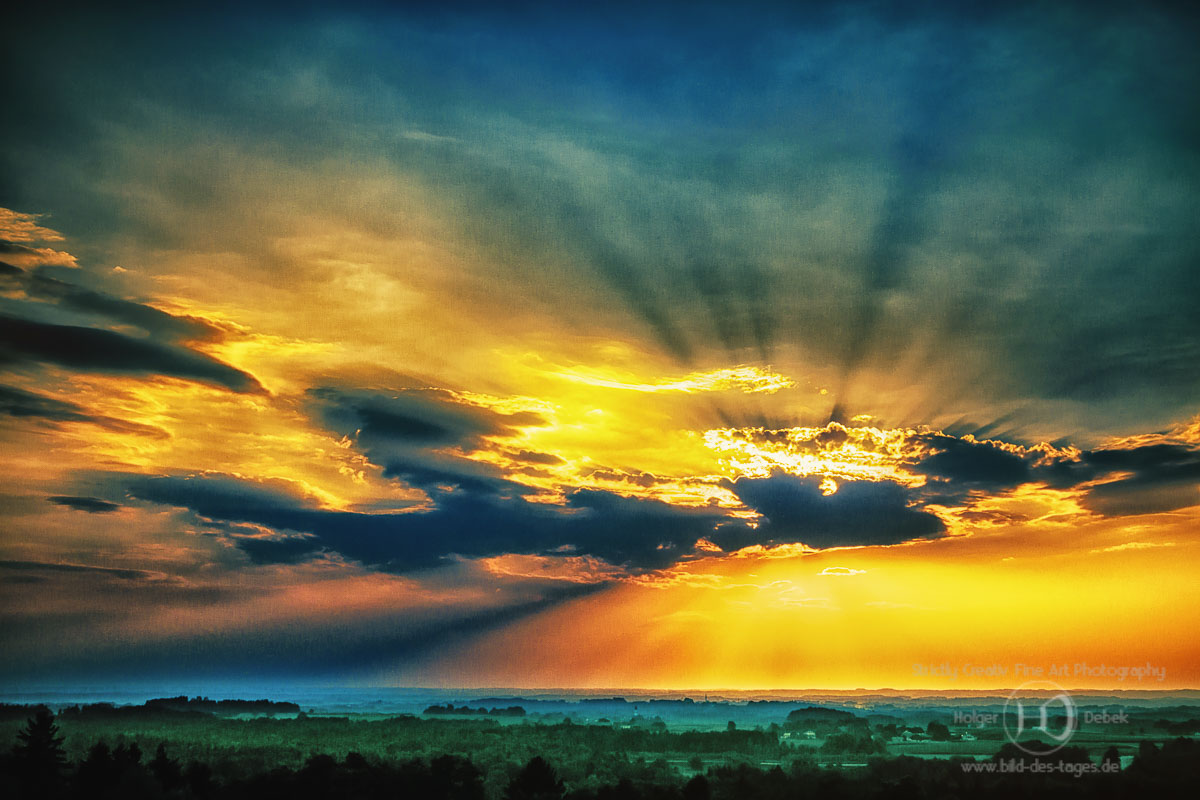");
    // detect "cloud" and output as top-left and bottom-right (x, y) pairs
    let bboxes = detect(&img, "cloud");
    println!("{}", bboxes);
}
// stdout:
(478, 552), (626, 584)
(0, 313), (264, 393)
(1083, 472), (1200, 516)
(22, 268), (218, 341)
(706, 419), (1200, 525)
(507, 449), (566, 466)
(0, 383), (166, 436)
(47, 495), (122, 513)
(119, 471), (745, 572)
(0, 559), (156, 582)
(582, 467), (665, 489)
(307, 386), (546, 495)
(0, 208), (66, 243)
(0, 211), (251, 396)
(912, 433), (1031, 489)
(706, 418), (1197, 523)
(1090, 541), (1176, 554)
(0, 209), (77, 268)
(0, 383), (105, 424)
(721, 474), (945, 549)
(310, 386), (544, 447)
(235, 534), (323, 565)
(1036, 442), (1200, 516)
(820, 566), (866, 576)
(6, 6), (1199, 438)
(0, 241), (78, 269)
